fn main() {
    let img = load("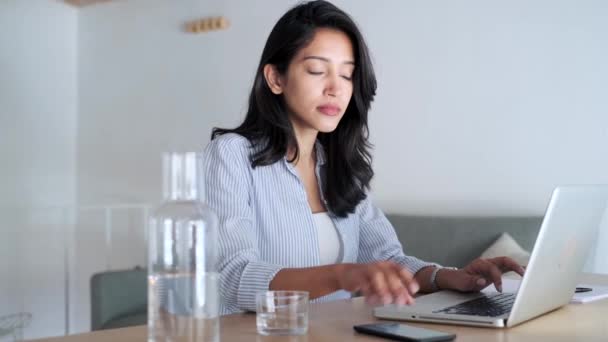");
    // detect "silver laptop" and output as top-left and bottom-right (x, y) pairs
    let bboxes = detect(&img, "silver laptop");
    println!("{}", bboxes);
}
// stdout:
(374, 185), (608, 328)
